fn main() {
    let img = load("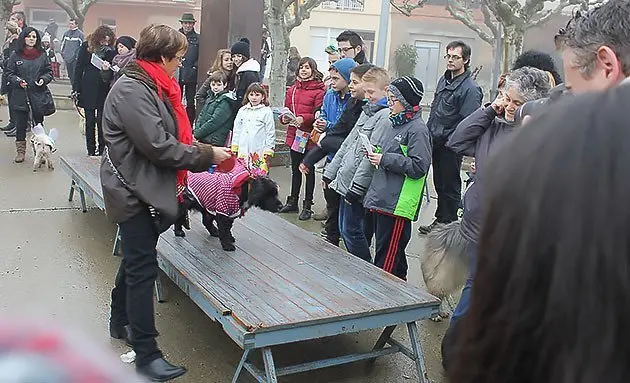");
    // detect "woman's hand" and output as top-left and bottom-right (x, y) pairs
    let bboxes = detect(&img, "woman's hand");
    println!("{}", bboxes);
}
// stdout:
(212, 147), (232, 164)
(368, 153), (382, 166)
(299, 163), (309, 174)
(35, 79), (44, 87)
(19, 80), (28, 89)
(491, 94), (504, 115)
(295, 116), (304, 126)
(102, 61), (111, 71)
